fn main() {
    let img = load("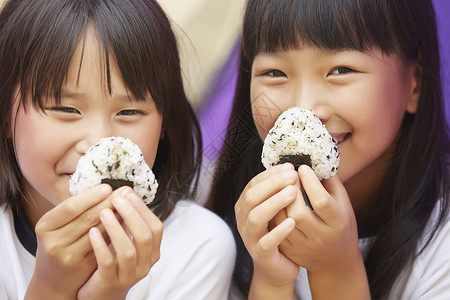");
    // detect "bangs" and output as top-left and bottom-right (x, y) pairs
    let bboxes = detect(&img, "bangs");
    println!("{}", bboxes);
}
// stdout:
(15, 1), (88, 109)
(243, 0), (408, 60)
(14, 0), (174, 112)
